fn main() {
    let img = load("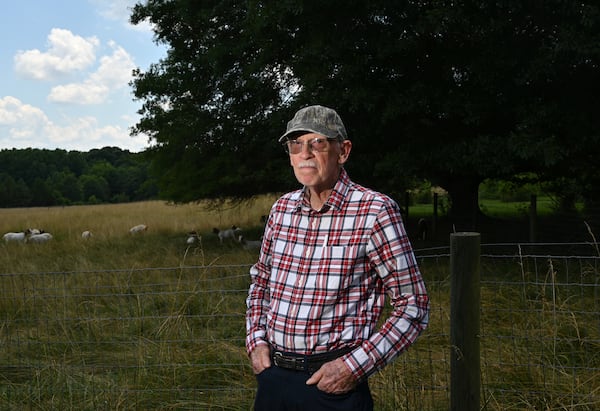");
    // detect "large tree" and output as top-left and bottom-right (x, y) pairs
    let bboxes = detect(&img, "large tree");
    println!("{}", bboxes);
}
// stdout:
(130, 1), (600, 228)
